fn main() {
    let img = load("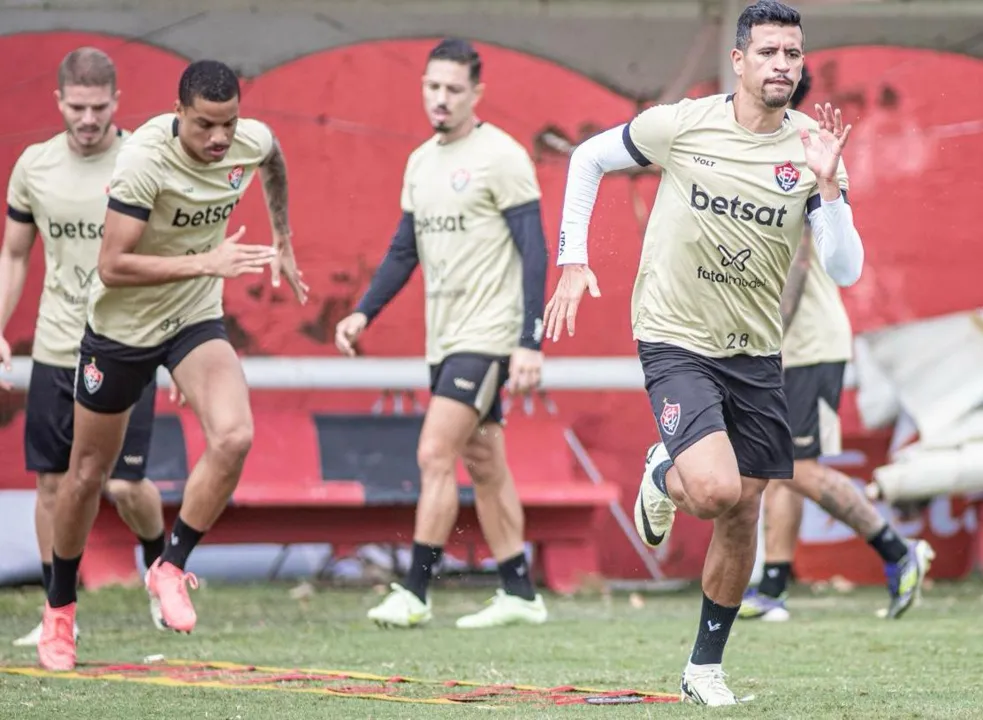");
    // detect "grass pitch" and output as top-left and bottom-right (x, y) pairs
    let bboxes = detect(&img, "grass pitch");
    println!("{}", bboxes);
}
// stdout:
(1, 576), (982, 718)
